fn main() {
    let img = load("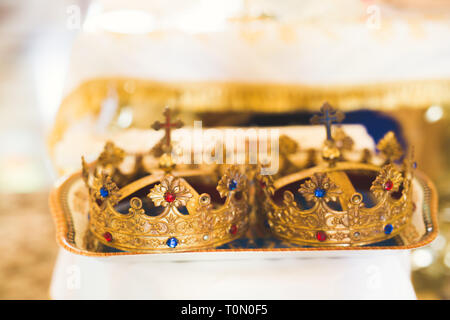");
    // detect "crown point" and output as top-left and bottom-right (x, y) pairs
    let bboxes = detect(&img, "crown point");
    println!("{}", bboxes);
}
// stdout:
(377, 131), (403, 162)
(384, 224), (394, 235)
(103, 232), (113, 242)
(166, 237), (179, 248)
(316, 230), (327, 242)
